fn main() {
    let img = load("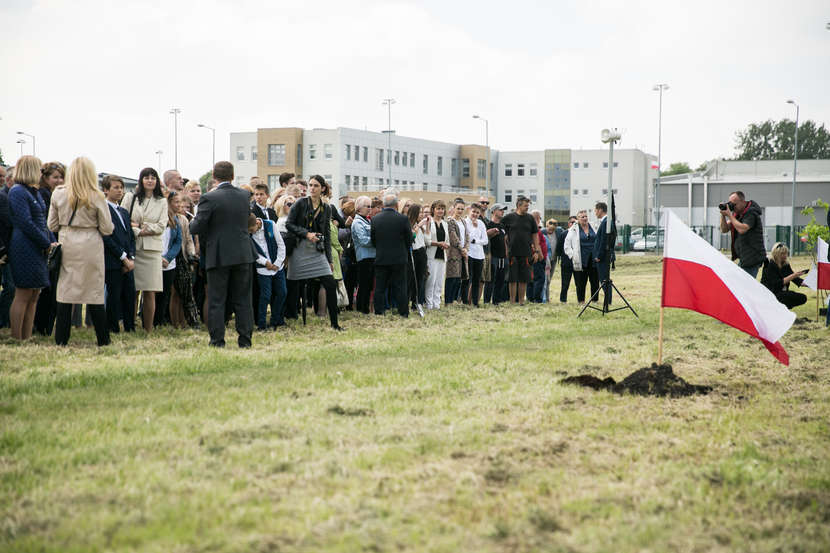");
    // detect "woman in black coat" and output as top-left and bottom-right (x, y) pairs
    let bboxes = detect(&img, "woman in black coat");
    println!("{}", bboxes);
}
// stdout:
(761, 242), (808, 310)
